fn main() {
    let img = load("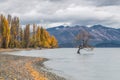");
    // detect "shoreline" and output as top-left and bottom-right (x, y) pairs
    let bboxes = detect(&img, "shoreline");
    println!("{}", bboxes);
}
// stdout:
(0, 49), (66, 80)
(0, 48), (33, 53)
